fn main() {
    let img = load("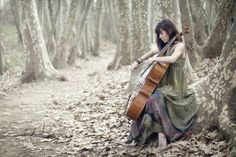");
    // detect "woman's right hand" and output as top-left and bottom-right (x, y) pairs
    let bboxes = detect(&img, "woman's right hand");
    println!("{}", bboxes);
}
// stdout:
(130, 61), (139, 71)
